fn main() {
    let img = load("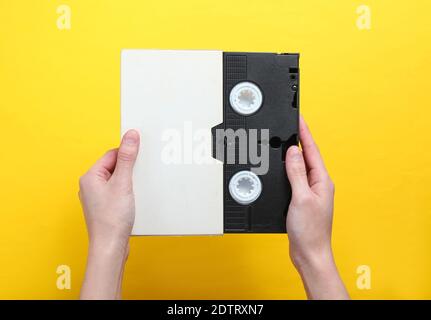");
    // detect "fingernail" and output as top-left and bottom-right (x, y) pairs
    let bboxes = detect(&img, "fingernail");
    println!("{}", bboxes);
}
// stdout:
(124, 129), (139, 145)
(288, 146), (302, 161)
